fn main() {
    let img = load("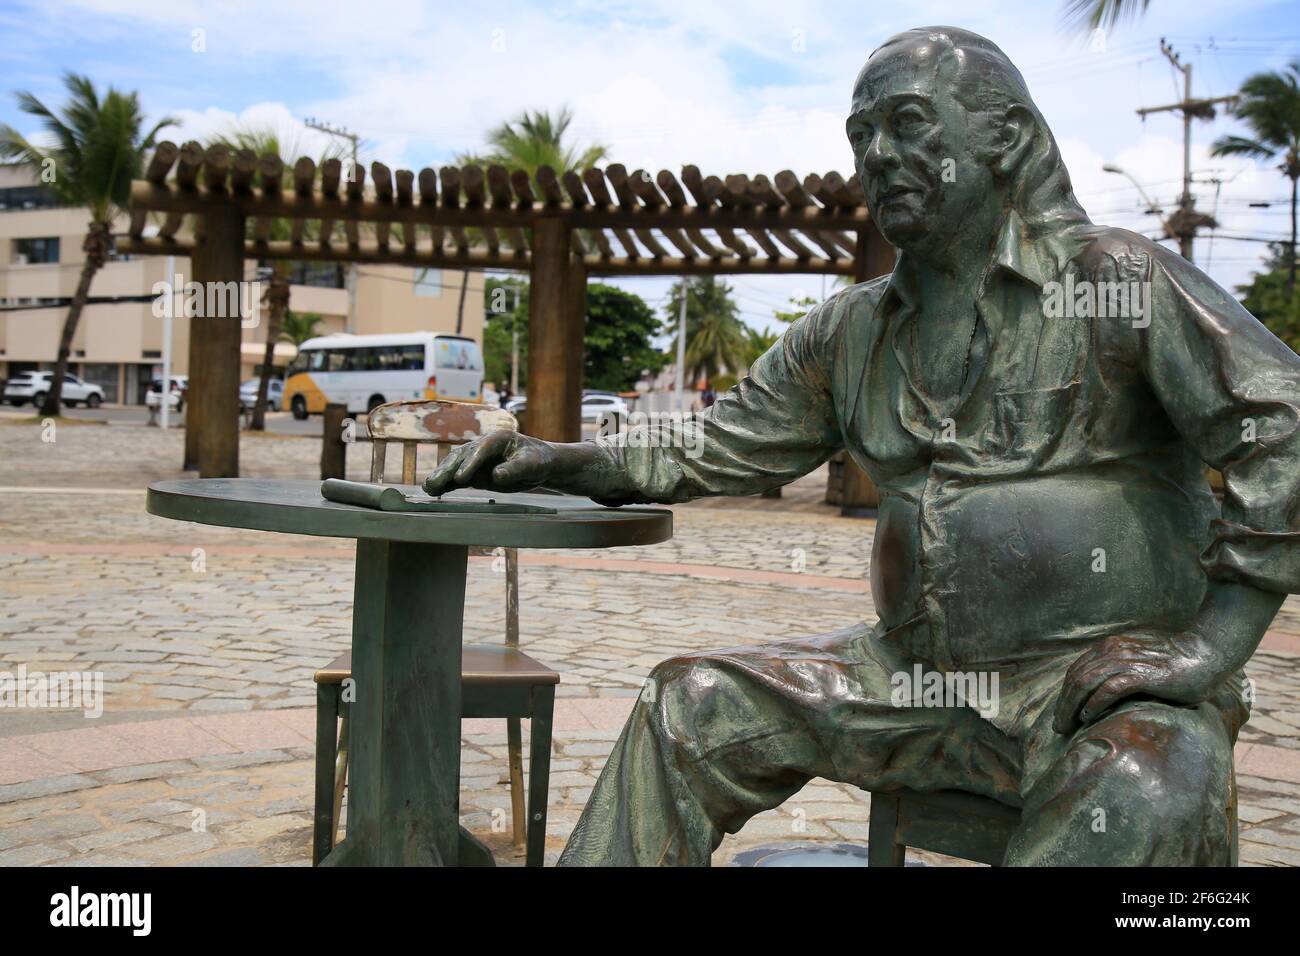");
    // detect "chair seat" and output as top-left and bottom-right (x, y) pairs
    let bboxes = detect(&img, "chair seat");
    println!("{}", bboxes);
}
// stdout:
(314, 645), (559, 687)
